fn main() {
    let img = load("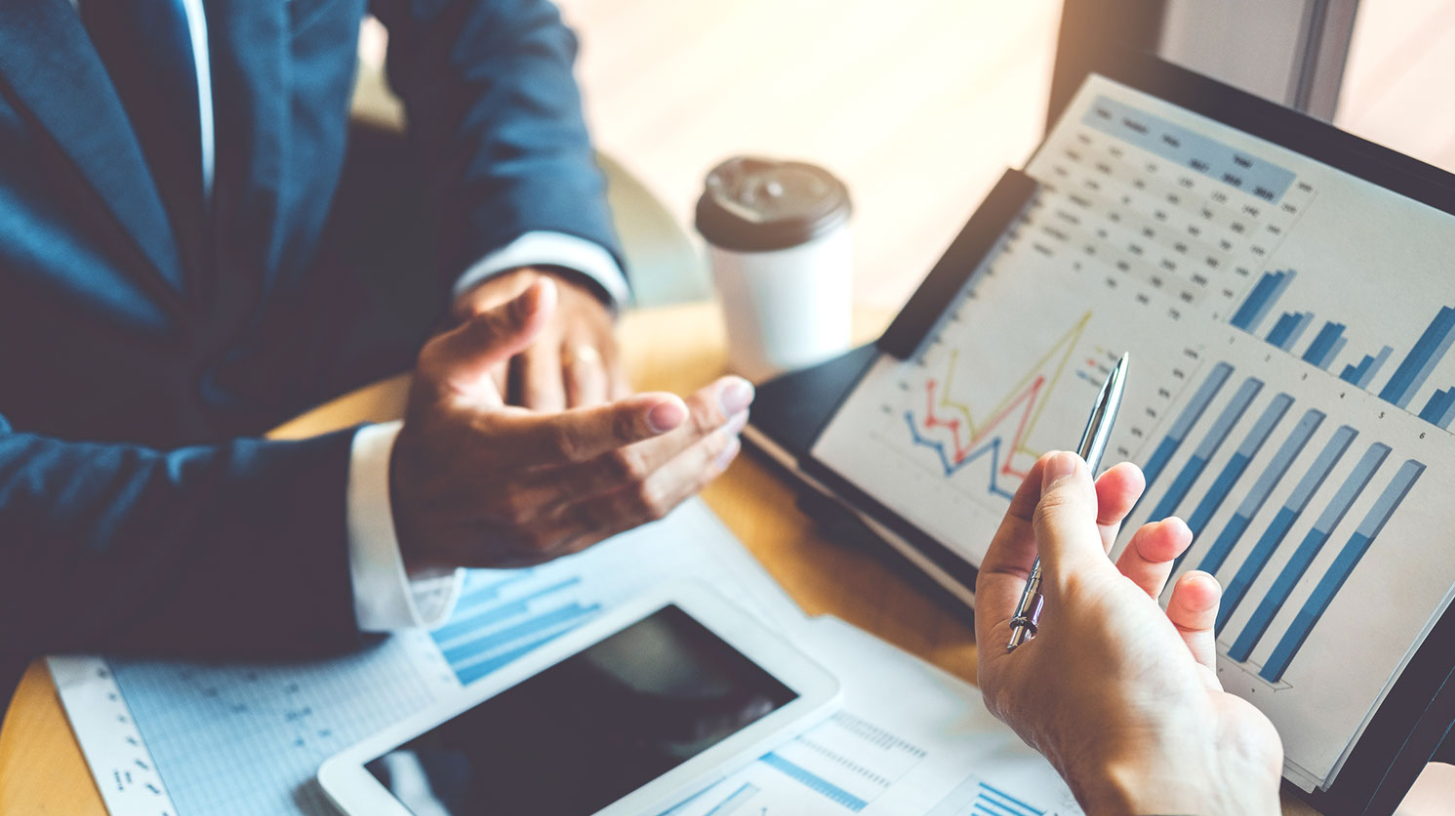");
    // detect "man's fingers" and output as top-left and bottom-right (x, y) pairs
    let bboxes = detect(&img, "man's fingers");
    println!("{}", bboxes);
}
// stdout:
(424, 279), (555, 400)
(567, 426), (740, 537)
(1167, 570), (1222, 682)
(1114, 517), (1192, 598)
(1033, 451), (1117, 588)
(564, 342), (610, 407)
(498, 392), (691, 465)
(1094, 462), (1145, 553)
(975, 456), (1050, 644)
(514, 342), (567, 412)
(535, 411), (747, 504)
